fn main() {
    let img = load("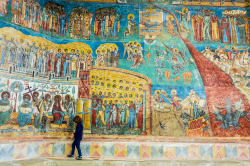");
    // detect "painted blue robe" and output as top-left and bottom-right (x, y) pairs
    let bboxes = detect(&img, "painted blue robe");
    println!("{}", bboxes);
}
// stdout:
(17, 101), (33, 127)
(0, 100), (12, 126)
(59, 14), (66, 35)
(104, 104), (111, 124)
(0, 46), (6, 65)
(101, 17), (105, 37)
(119, 104), (127, 125)
(25, 6), (29, 20)
(17, 48), (23, 68)
(37, 55), (42, 72)
(113, 17), (119, 37)
(127, 105), (136, 128)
